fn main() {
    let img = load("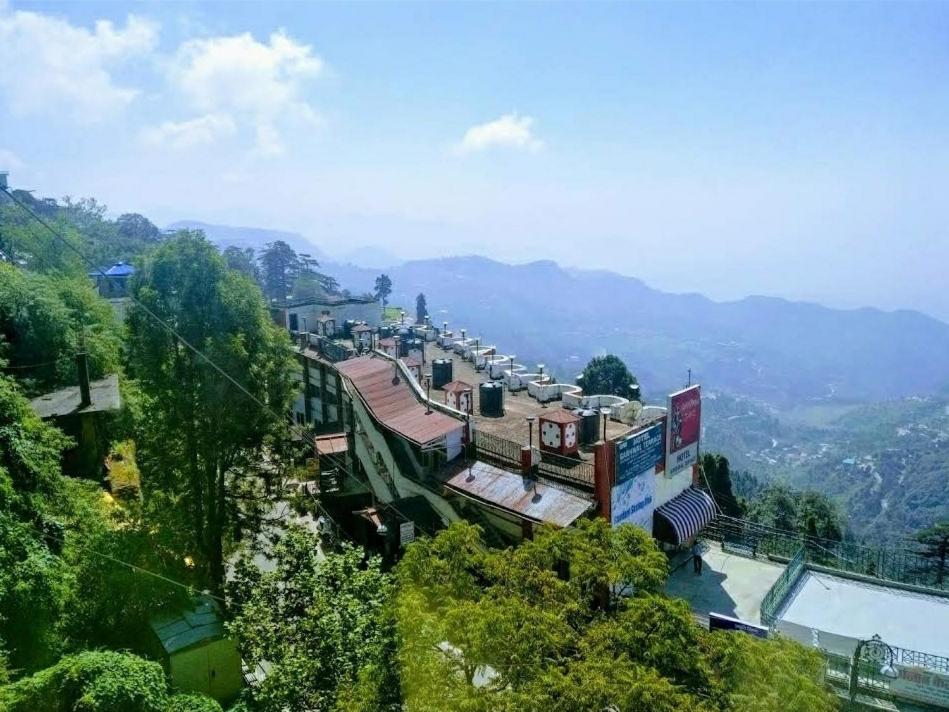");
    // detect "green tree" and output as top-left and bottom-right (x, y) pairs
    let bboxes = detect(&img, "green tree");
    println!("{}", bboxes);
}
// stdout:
(374, 274), (393, 310)
(227, 526), (399, 712)
(222, 246), (260, 282)
(0, 264), (121, 395)
(914, 522), (949, 586)
(415, 293), (428, 325)
(259, 240), (301, 304)
(126, 233), (295, 591)
(577, 355), (638, 398)
(744, 484), (843, 542)
(116, 213), (162, 244)
(0, 649), (221, 712)
(394, 519), (833, 712)
(701, 454), (744, 517)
